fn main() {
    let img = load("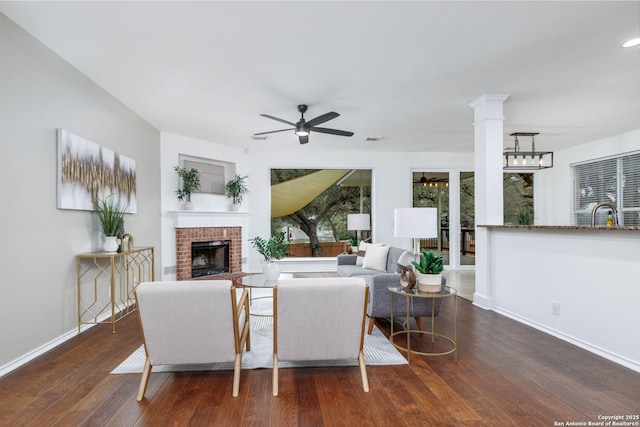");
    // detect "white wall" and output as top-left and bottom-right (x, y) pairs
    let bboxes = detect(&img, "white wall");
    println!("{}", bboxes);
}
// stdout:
(2, 2), (636, 378)
(160, 132), (249, 279)
(247, 149), (474, 272)
(481, 128), (640, 372)
(159, 138), (474, 276)
(538, 129), (640, 225)
(0, 14), (161, 372)
(487, 227), (640, 372)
